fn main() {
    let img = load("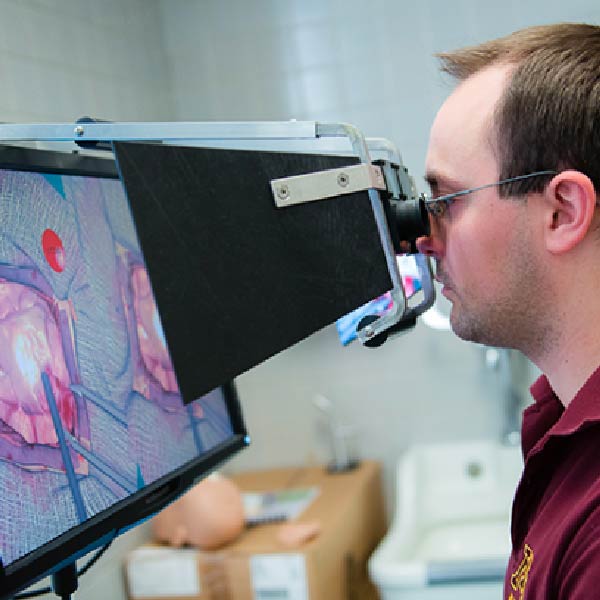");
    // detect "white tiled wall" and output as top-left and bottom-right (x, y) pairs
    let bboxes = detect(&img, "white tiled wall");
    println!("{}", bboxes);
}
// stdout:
(157, 0), (600, 183)
(0, 0), (173, 123)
